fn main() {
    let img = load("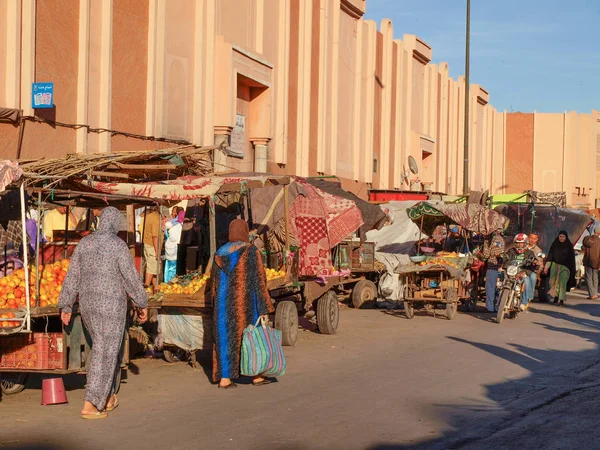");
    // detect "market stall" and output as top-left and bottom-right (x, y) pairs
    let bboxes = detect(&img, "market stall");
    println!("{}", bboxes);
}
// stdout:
(1, 151), (369, 392)
(88, 174), (366, 349)
(396, 202), (508, 319)
(0, 146), (215, 394)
